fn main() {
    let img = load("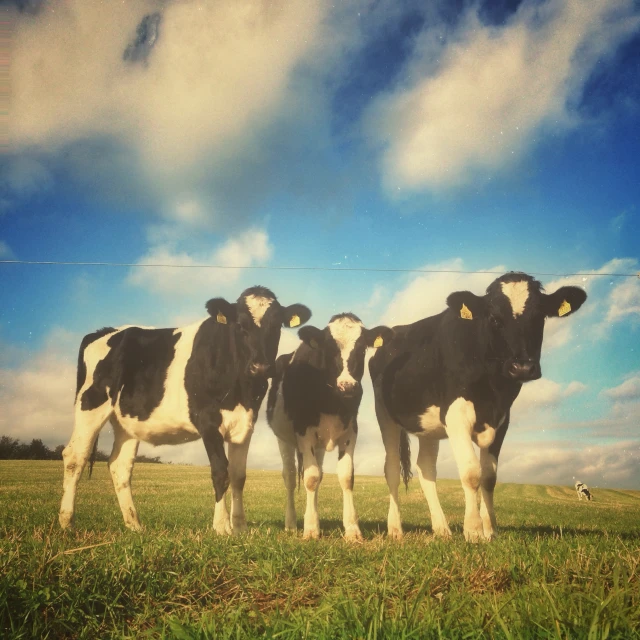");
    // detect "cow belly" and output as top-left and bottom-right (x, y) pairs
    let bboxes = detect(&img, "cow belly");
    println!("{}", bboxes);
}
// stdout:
(115, 389), (200, 446)
(118, 411), (201, 446)
(316, 413), (349, 452)
(219, 405), (254, 444)
(269, 389), (296, 446)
